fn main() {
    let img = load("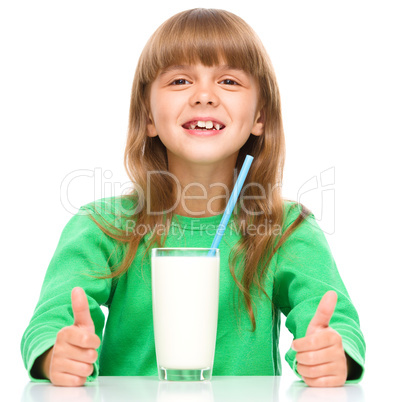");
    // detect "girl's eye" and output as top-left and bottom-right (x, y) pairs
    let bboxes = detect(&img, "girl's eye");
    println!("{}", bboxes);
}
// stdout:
(220, 79), (238, 85)
(171, 79), (191, 85)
